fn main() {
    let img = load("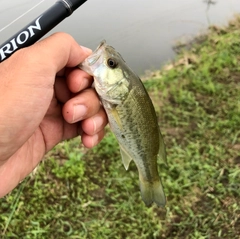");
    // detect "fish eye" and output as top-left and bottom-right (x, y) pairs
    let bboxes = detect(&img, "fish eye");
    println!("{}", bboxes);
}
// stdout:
(107, 58), (118, 69)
